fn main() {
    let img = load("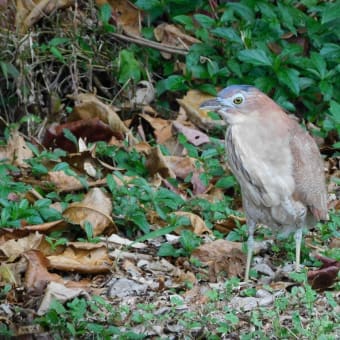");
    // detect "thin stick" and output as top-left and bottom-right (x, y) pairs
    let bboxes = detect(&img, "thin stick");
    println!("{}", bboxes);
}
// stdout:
(111, 33), (188, 56)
